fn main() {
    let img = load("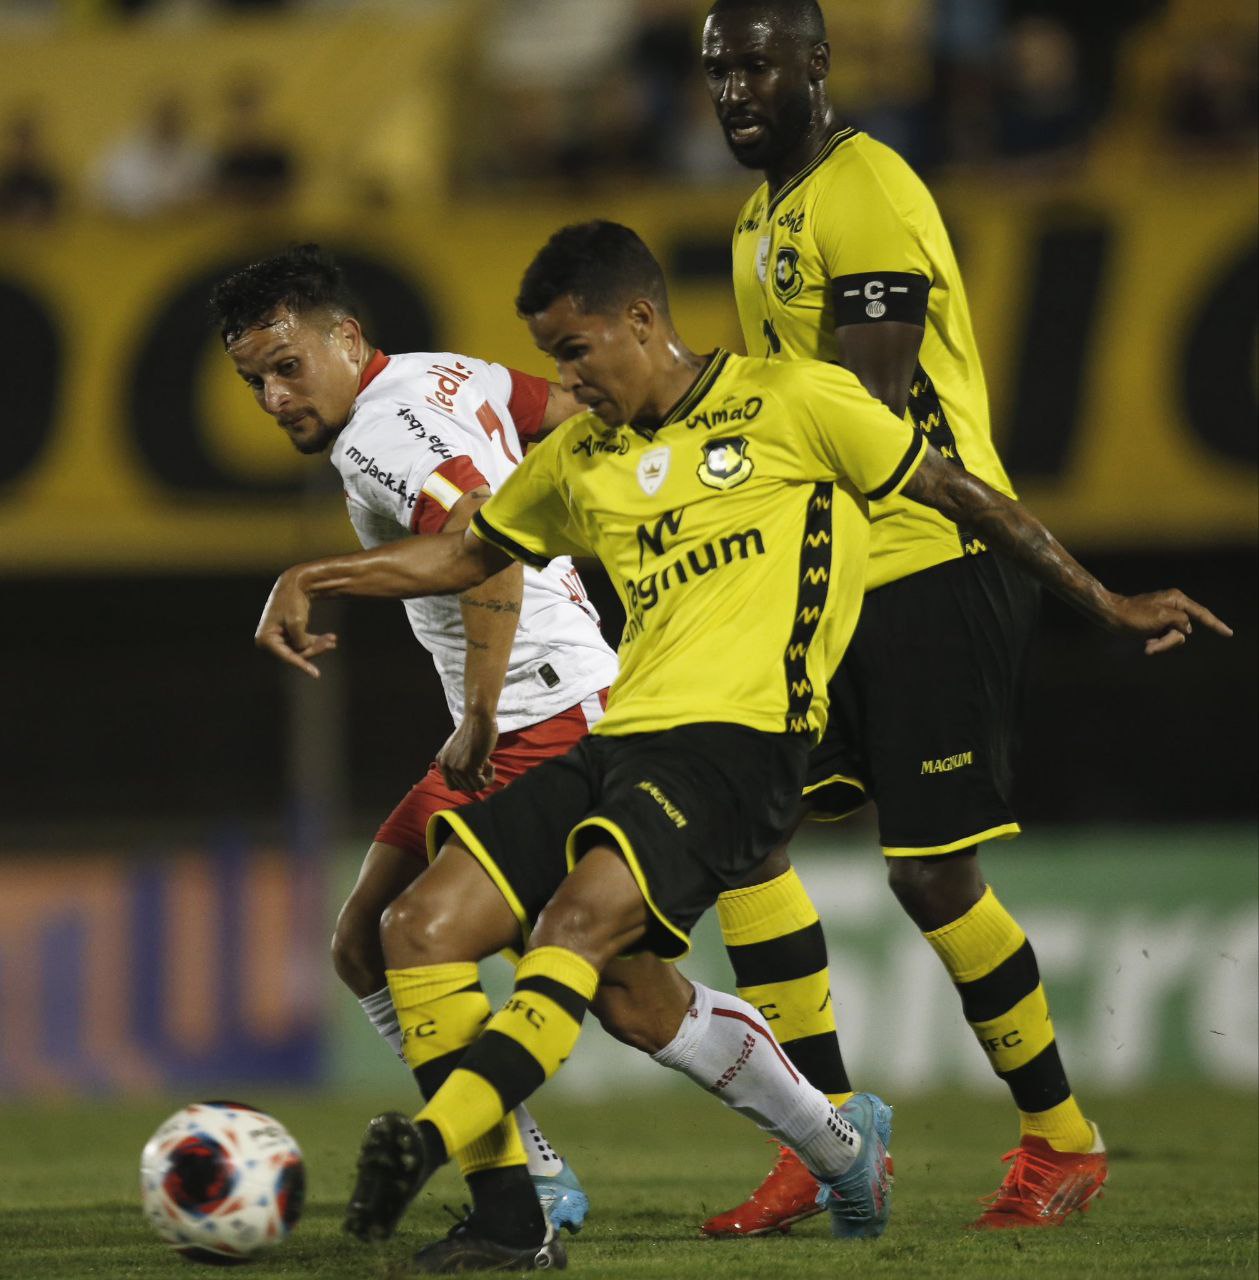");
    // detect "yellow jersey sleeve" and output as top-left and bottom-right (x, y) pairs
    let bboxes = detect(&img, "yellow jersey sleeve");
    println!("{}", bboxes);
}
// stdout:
(811, 146), (933, 328)
(470, 429), (591, 567)
(778, 361), (927, 500)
